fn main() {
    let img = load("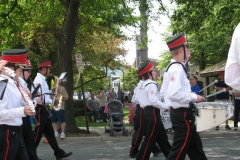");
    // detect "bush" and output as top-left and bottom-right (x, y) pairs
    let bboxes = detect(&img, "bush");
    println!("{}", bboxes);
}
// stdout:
(73, 99), (85, 117)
